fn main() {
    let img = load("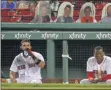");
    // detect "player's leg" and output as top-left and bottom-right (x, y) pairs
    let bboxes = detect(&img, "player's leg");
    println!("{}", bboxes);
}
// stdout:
(80, 79), (92, 84)
(16, 77), (30, 83)
(106, 79), (111, 84)
(15, 78), (42, 84)
(97, 79), (111, 84)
